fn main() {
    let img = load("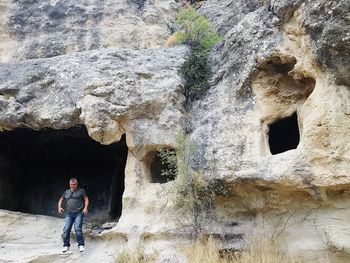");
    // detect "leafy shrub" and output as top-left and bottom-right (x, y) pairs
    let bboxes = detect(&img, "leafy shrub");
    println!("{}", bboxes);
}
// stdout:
(175, 6), (221, 50)
(174, 6), (221, 108)
(181, 46), (211, 105)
